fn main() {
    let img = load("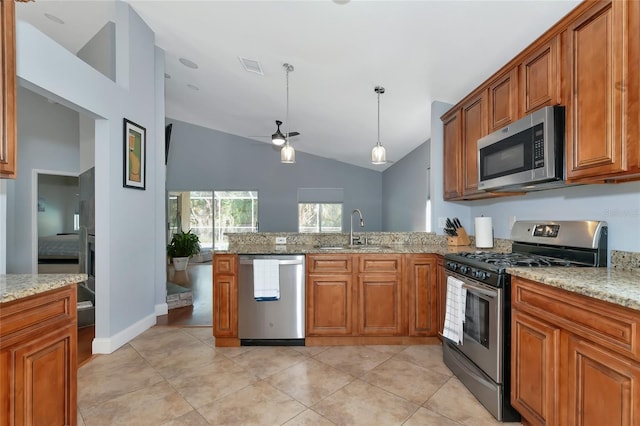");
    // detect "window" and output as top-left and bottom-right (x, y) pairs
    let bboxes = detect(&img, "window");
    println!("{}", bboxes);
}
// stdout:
(167, 191), (214, 249)
(214, 191), (258, 249)
(299, 203), (343, 233)
(168, 190), (258, 250)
